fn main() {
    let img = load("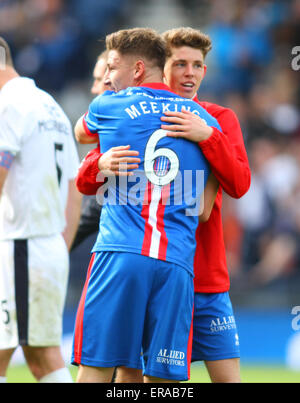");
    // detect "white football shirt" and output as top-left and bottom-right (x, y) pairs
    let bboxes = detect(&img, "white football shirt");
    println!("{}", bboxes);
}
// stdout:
(0, 77), (79, 240)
